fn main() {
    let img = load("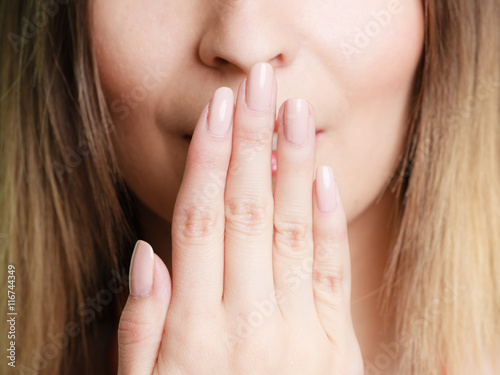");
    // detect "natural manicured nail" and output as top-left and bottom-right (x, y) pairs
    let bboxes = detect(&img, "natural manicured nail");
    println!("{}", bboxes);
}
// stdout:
(246, 62), (274, 112)
(284, 98), (309, 145)
(316, 166), (337, 213)
(208, 87), (234, 137)
(129, 240), (154, 298)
